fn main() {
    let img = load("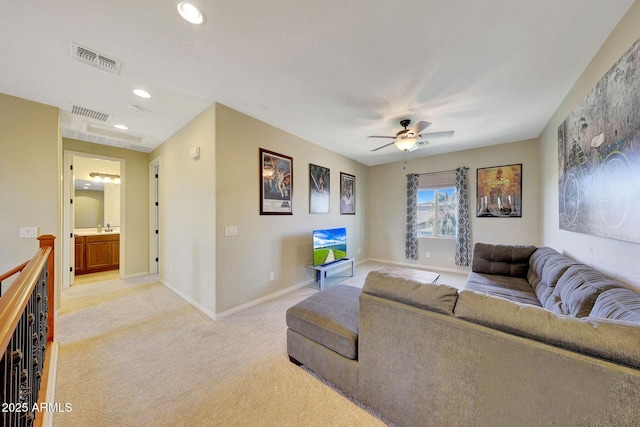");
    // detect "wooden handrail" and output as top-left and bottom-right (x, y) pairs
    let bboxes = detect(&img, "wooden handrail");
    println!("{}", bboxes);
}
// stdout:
(0, 247), (51, 357)
(0, 260), (29, 284)
(1, 235), (56, 427)
(0, 234), (55, 356)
